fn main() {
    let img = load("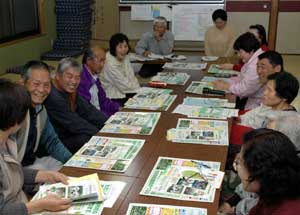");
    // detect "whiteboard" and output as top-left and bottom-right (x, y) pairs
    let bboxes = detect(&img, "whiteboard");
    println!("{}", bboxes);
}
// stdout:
(172, 4), (224, 41)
